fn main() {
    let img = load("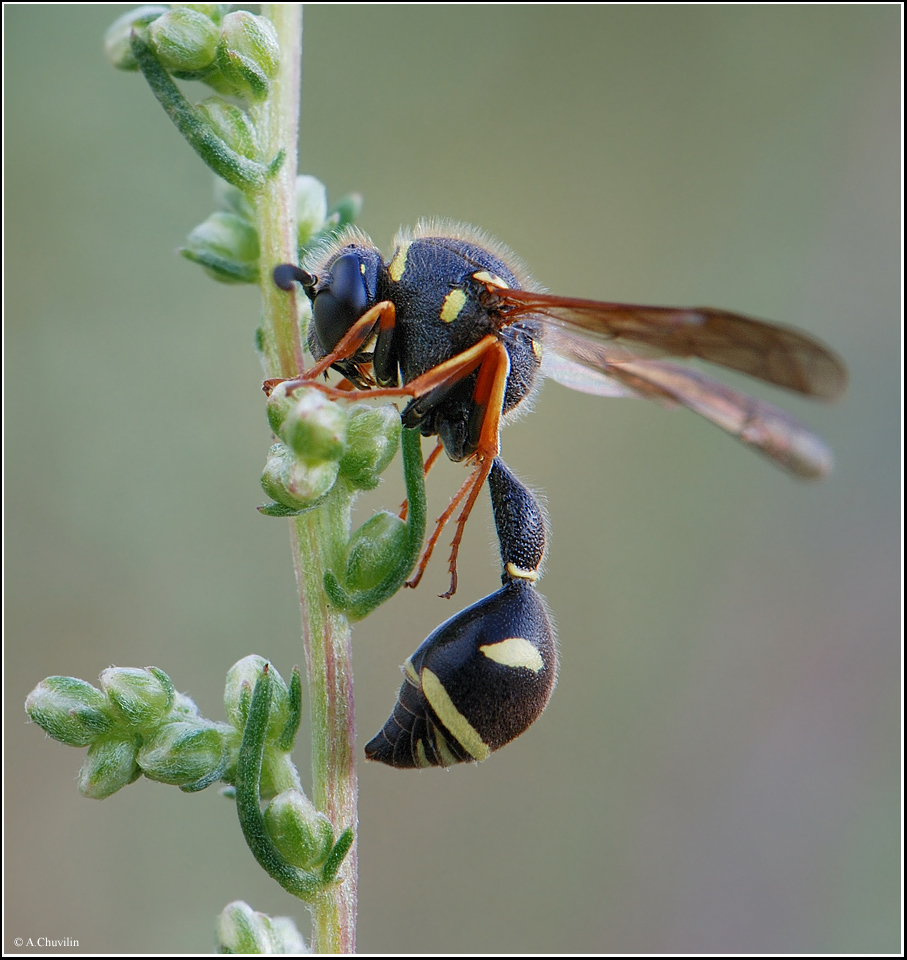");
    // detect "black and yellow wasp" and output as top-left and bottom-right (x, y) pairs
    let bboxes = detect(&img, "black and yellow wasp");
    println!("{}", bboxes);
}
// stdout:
(272, 221), (847, 768)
